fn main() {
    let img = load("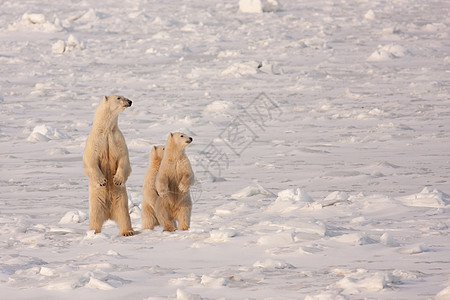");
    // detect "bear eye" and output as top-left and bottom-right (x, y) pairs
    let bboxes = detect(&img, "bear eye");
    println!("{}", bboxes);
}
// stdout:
(180, 135), (184, 137)
(117, 97), (121, 100)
